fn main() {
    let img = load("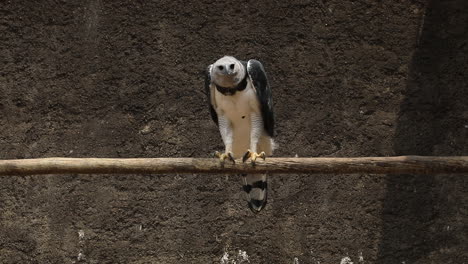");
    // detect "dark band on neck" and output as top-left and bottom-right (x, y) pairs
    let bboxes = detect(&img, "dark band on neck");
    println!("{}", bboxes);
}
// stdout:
(215, 73), (248, 96)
